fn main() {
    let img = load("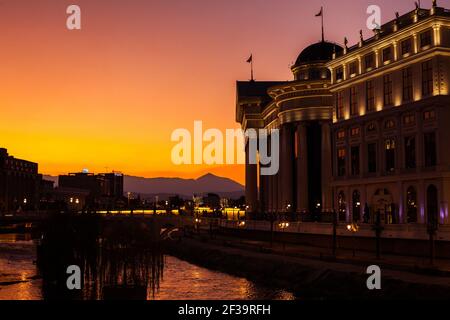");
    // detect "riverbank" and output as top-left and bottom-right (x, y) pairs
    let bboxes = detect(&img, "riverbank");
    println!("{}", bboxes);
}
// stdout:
(164, 234), (450, 300)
